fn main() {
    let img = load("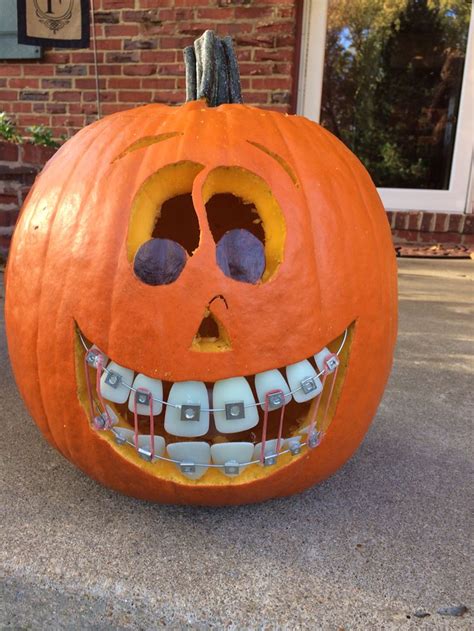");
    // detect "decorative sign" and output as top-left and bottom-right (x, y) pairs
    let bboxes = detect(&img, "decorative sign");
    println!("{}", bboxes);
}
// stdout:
(17, 0), (90, 48)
